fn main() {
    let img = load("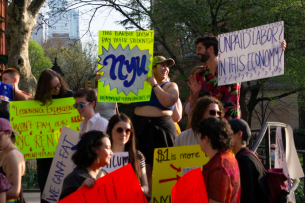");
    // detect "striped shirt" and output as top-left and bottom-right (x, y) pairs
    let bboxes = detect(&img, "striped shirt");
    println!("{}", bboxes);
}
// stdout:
(136, 150), (146, 168)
